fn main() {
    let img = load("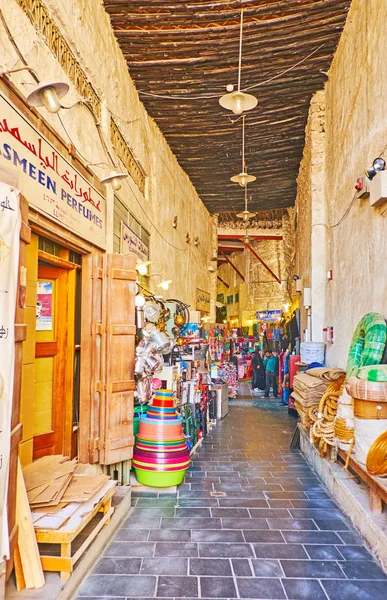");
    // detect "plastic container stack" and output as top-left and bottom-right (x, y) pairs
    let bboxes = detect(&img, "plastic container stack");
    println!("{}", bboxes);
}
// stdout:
(133, 389), (190, 487)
